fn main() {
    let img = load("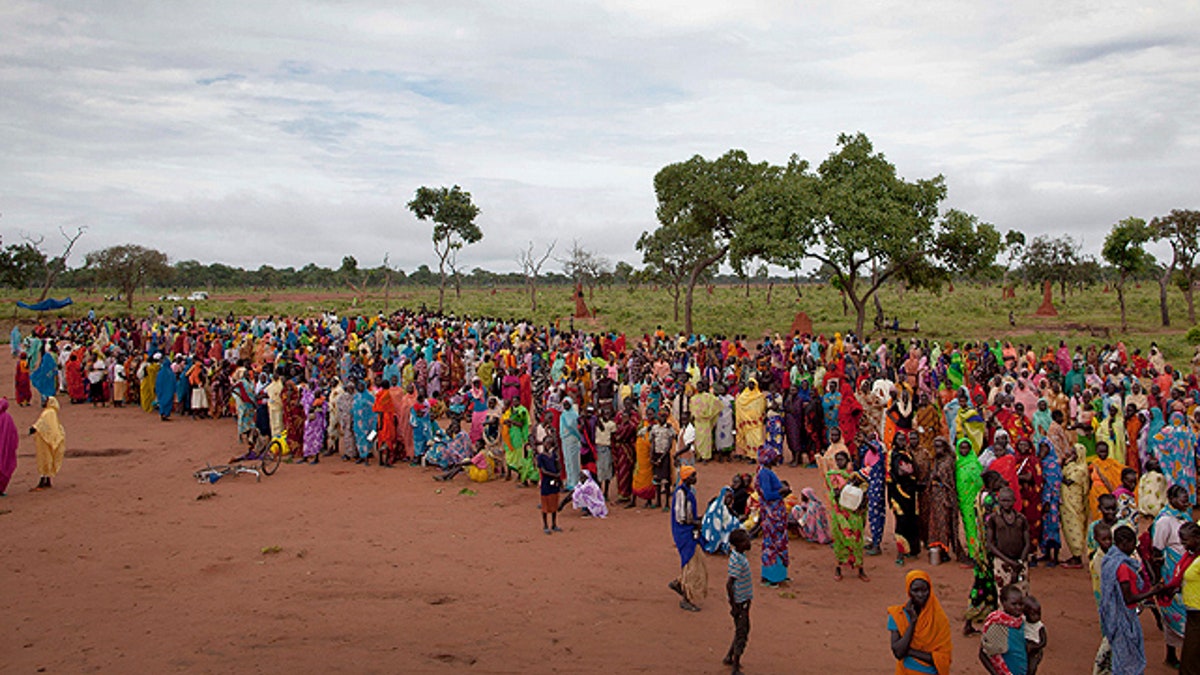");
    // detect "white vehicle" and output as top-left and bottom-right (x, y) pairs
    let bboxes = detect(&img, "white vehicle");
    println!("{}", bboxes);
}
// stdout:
(187, 291), (209, 301)
(160, 294), (182, 302)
